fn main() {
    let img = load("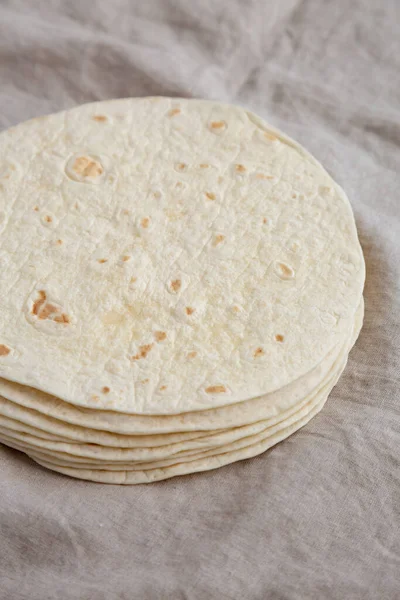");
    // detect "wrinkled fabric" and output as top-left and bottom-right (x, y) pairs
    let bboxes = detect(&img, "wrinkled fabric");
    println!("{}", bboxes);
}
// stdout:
(0, 1), (399, 598)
